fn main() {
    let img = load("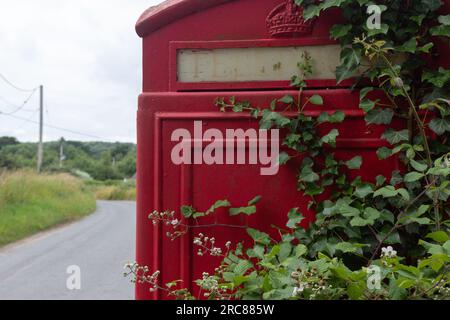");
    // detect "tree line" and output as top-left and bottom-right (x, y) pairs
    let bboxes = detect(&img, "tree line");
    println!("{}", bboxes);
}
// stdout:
(0, 136), (136, 181)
